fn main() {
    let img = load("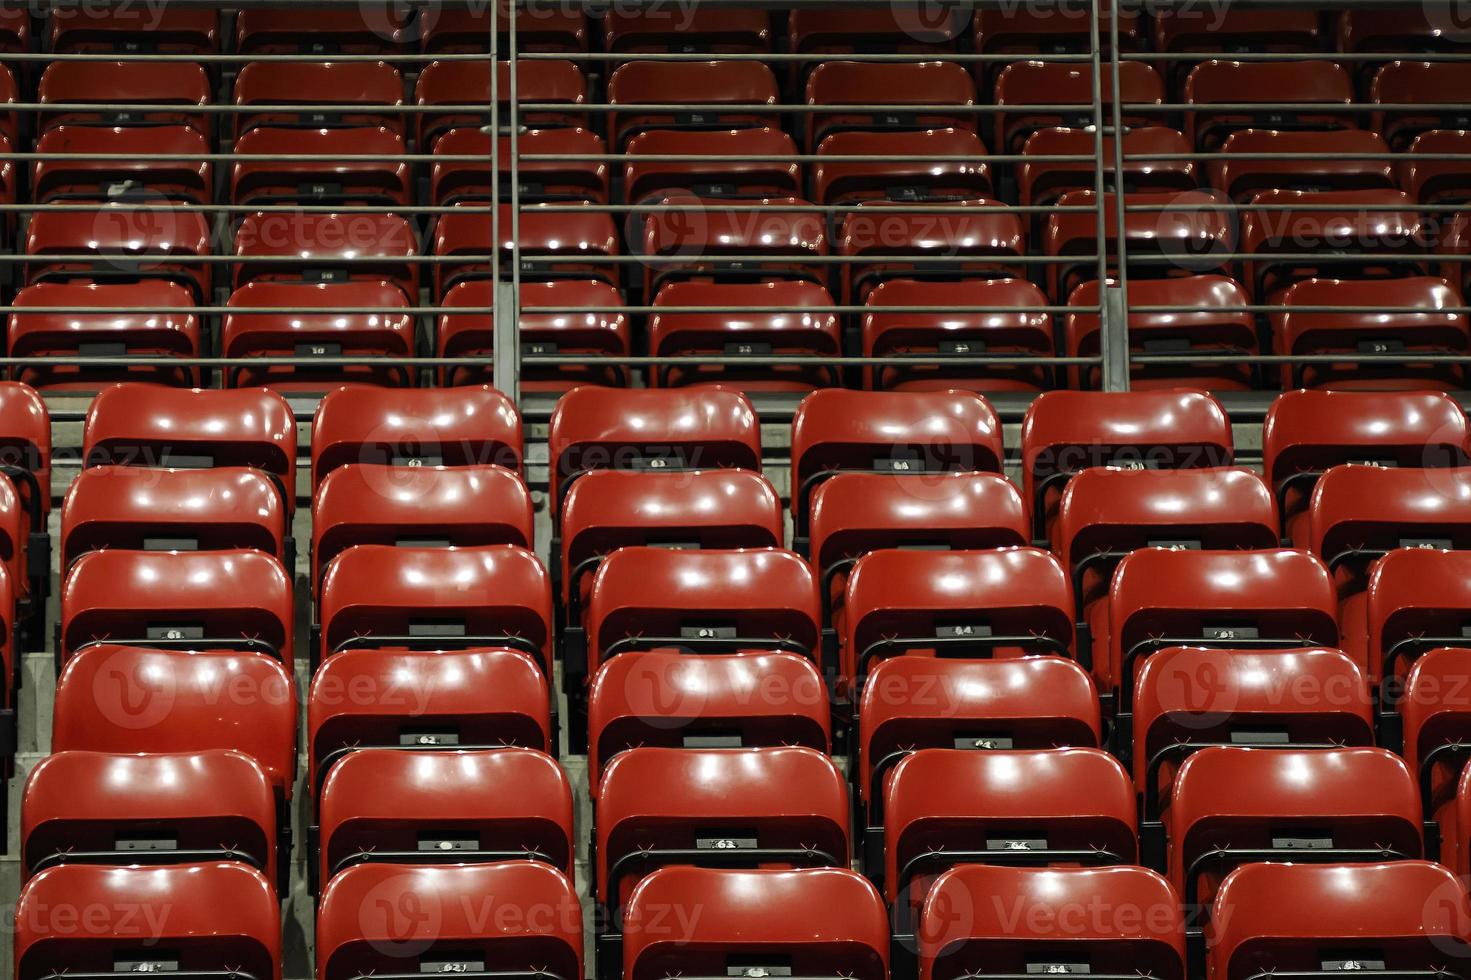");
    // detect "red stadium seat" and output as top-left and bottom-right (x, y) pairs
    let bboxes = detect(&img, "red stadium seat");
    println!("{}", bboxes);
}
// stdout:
(233, 60), (404, 136)
(624, 867), (887, 980)
(313, 463), (532, 591)
(1107, 548), (1340, 754)
(61, 465), (285, 568)
(317, 544), (551, 674)
(15, 864), (280, 980)
(1402, 648), (1471, 838)
(236, 7), (406, 53)
(805, 60), (976, 150)
(317, 863), (582, 980)
(1184, 60), (1355, 151)
(1307, 463), (1471, 590)
(59, 550), (294, 669)
(231, 126), (409, 207)
(976, 2), (1142, 62)
(587, 650), (829, 781)
(50, 5), (217, 53)
(311, 384), (521, 490)
(789, 6), (964, 59)
(1339, 9), (1471, 58)
(438, 278), (629, 390)
(639, 195), (827, 295)
(1264, 389), (1470, 545)
(420, 1), (588, 53)
(434, 202), (618, 298)
(222, 280), (414, 391)
(1054, 469), (1279, 656)
(1134, 646), (1372, 820)
(9, 281), (200, 390)
(1439, 209), (1471, 297)
(0, 382), (50, 626)
(547, 386), (758, 526)
(1166, 746), (1421, 911)
(648, 280), (841, 391)
(862, 278), (1052, 391)
(22, 749), (275, 882)
(1373, 61), (1471, 150)
(1066, 276), (1258, 391)
(53, 644), (296, 803)
(33, 125), (211, 204)
(1152, 8), (1324, 86)
(1021, 389), (1235, 542)
(1212, 129), (1395, 202)
(626, 126), (800, 203)
(431, 126), (608, 206)
(1208, 861), (1471, 980)
(843, 547), (1075, 698)
(858, 656), (1100, 835)
(596, 746), (848, 911)
(607, 60), (779, 148)
(233, 211), (417, 298)
(1368, 547), (1471, 700)
(604, 6), (769, 53)
(560, 468), (781, 626)
(837, 200), (1025, 301)
(83, 383), (295, 514)
(25, 206), (212, 301)
(1273, 276), (1469, 390)
(1043, 189), (1235, 301)
(307, 647), (551, 802)
(812, 472), (1028, 663)
(994, 61), (1163, 154)
(586, 547), (820, 678)
(1402, 129), (1471, 205)
(884, 747), (1135, 911)
(415, 60), (588, 150)
(37, 61), (210, 135)
(1020, 126), (1197, 208)
(919, 866), (1185, 980)
(790, 388), (1002, 546)
(1237, 189), (1423, 302)
(318, 747), (572, 887)
(813, 128), (991, 204)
